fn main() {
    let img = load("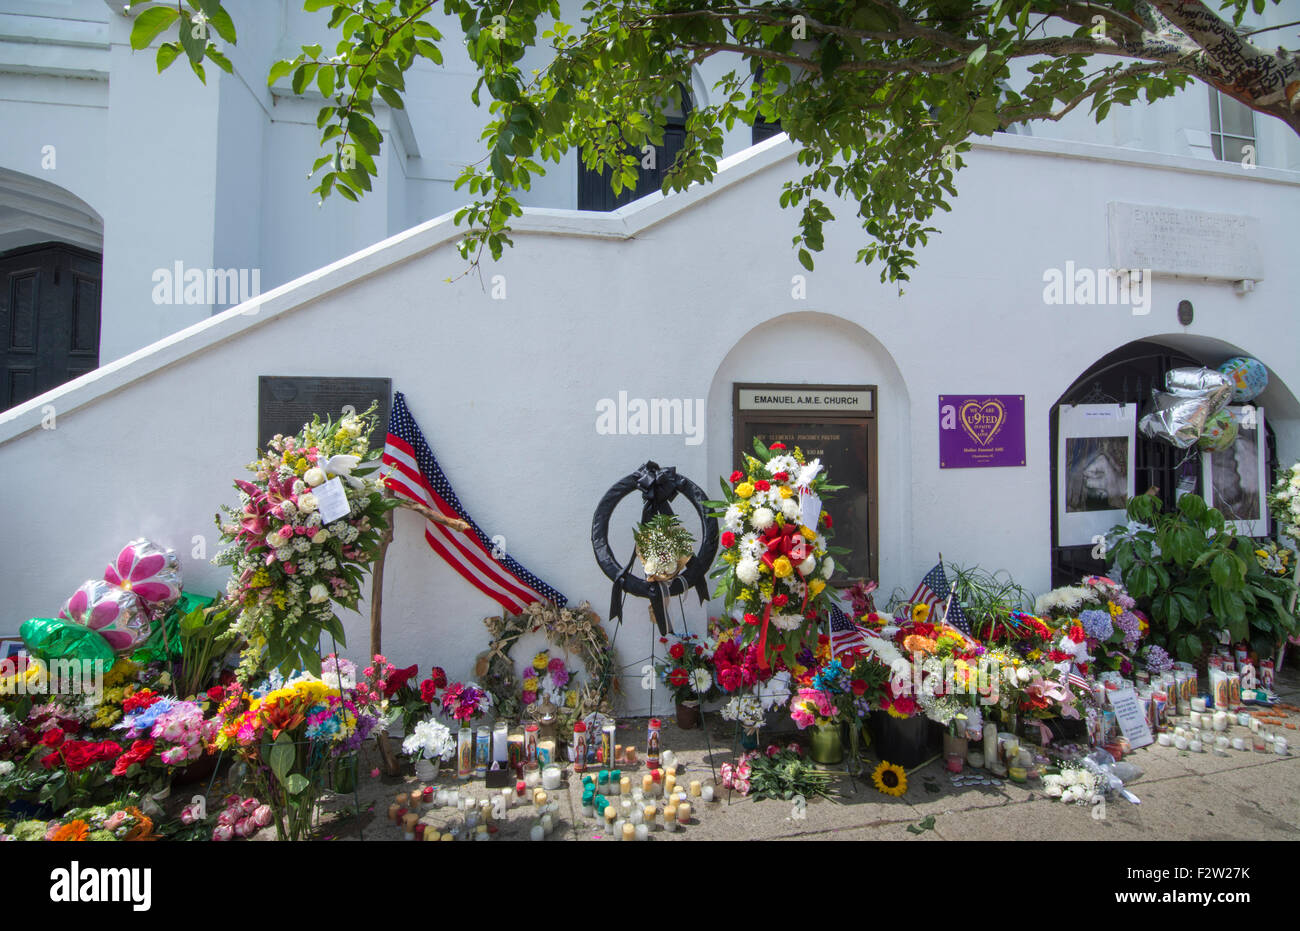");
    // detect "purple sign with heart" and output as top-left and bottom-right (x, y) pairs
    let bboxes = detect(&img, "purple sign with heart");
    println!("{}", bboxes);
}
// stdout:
(939, 395), (1026, 468)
